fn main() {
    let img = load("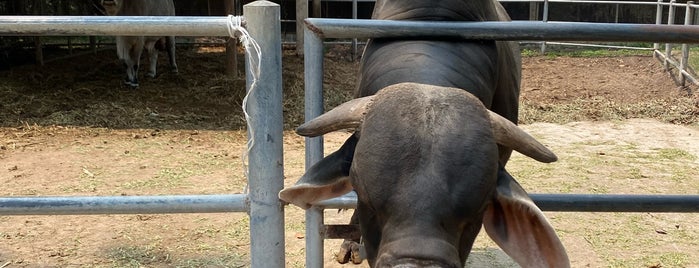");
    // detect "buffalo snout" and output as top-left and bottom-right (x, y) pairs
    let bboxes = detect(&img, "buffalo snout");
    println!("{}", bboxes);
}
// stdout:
(374, 238), (461, 268)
